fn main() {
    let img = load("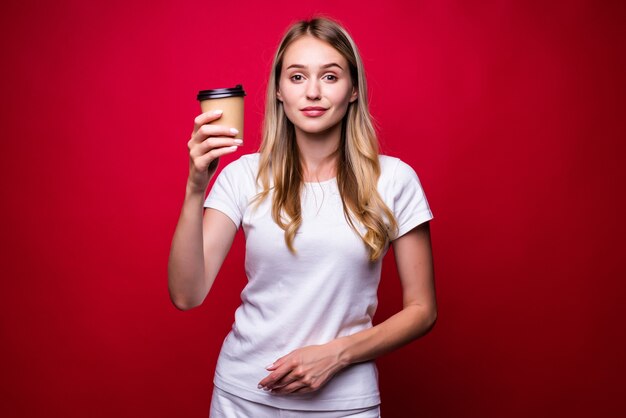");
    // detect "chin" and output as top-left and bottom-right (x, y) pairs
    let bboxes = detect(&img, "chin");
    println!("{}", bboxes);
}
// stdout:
(297, 125), (336, 135)
(295, 119), (343, 135)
